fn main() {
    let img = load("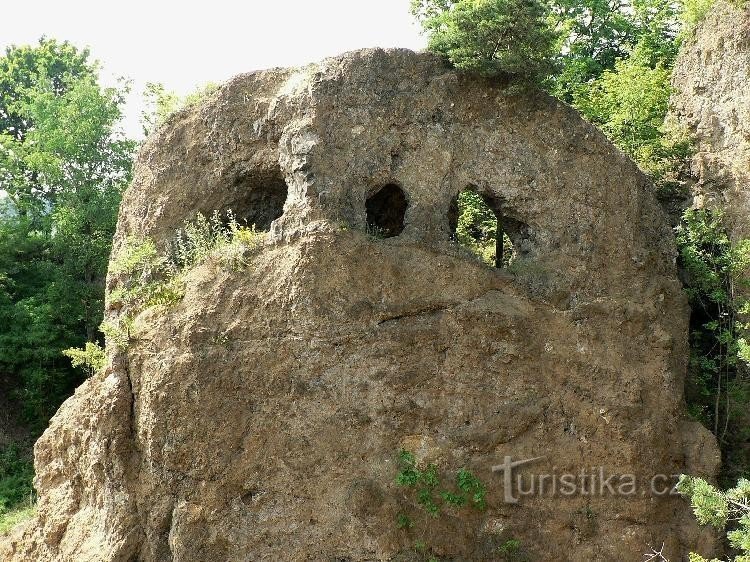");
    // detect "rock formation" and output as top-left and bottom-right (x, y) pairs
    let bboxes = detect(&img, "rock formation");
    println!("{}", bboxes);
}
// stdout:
(670, 0), (750, 239)
(1, 49), (721, 561)
(670, 0), (750, 484)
